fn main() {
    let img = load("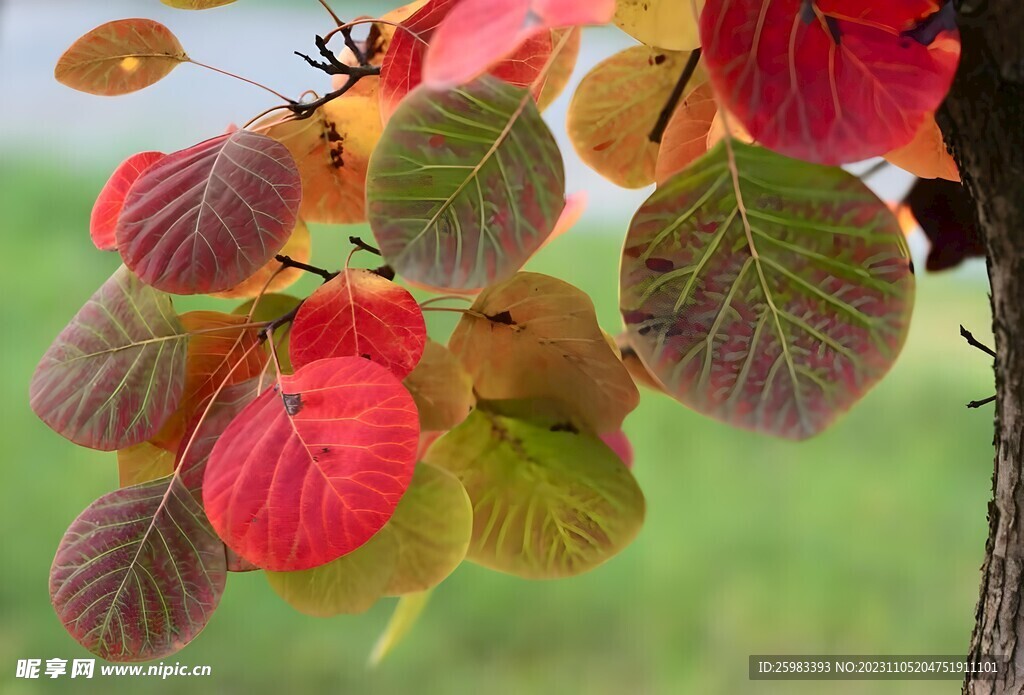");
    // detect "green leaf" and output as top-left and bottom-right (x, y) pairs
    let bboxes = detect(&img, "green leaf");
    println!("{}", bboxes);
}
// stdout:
(425, 409), (645, 579)
(369, 591), (432, 666)
(385, 463), (472, 595)
(30, 266), (188, 451)
(448, 272), (639, 433)
(265, 527), (398, 616)
(620, 141), (915, 439)
(366, 75), (566, 291)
